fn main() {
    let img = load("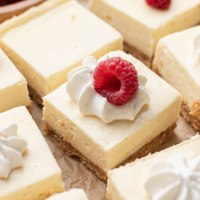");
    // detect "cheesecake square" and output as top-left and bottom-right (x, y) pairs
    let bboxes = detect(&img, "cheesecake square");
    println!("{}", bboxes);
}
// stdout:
(107, 135), (200, 200)
(47, 189), (88, 200)
(0, 49), (30, 112)
(43, 51), (182, 181)
(89, 0), (200, 66)
(153, 26), (200, 131)
(0, 106), (64, 200)
(0, 0), (122, 106)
